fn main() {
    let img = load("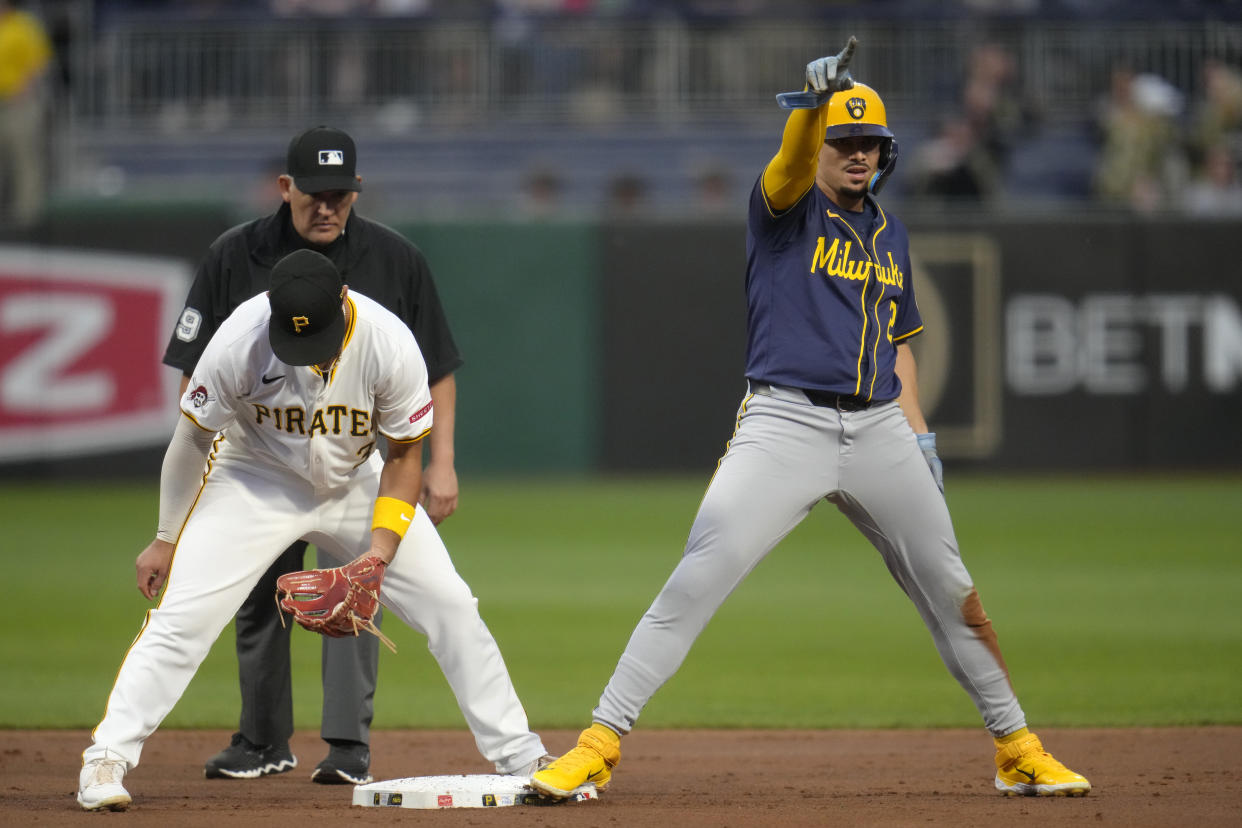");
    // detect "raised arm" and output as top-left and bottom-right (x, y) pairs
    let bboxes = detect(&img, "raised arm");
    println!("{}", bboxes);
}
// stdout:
(762, 38), (857, 211)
